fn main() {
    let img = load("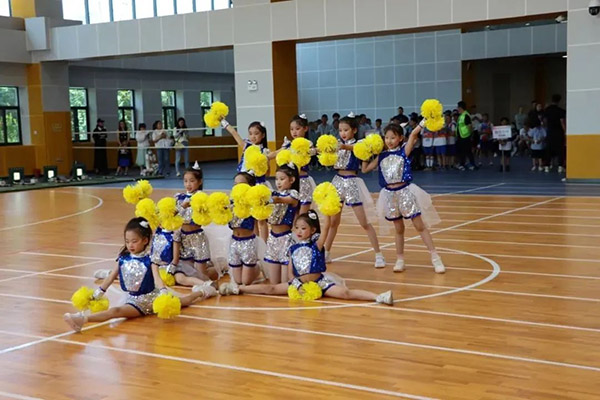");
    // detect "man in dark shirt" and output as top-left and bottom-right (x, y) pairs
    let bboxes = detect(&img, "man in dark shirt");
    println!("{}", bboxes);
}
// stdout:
(92, 118), (108, 175)
(392, 106), (409, 124)
(544, 94), (567, 173)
